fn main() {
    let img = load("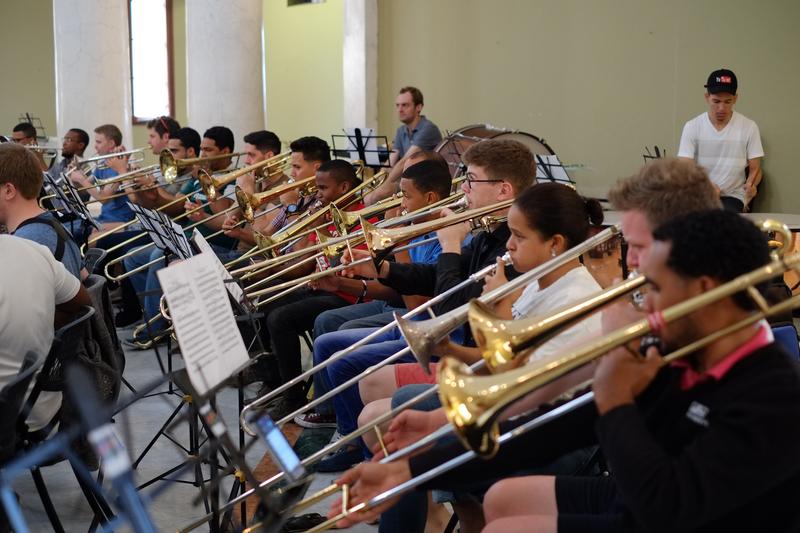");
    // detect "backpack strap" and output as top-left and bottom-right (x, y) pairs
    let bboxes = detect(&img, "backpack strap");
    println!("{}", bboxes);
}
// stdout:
(14, 214), (72, 262)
